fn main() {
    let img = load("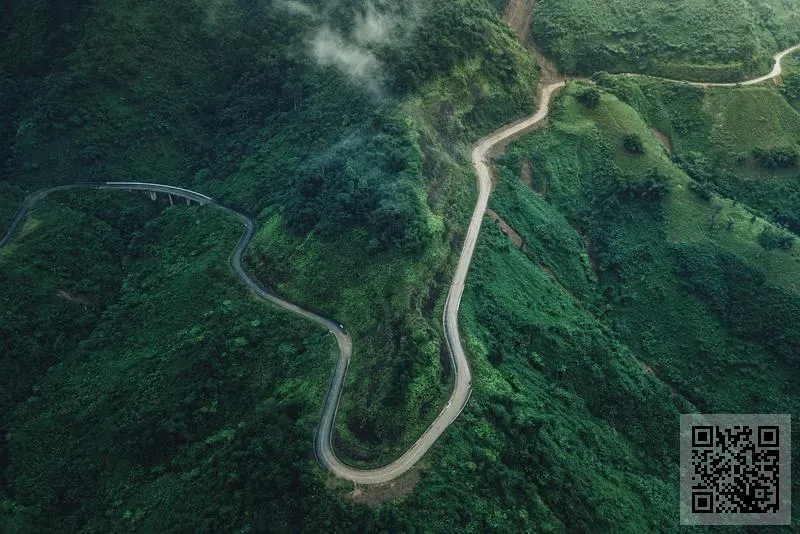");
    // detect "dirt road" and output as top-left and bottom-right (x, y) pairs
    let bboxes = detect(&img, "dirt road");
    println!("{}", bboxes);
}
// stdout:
(622, 44), (800, 88)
